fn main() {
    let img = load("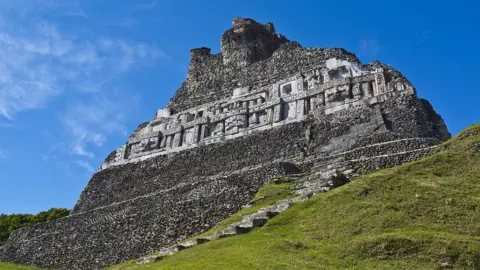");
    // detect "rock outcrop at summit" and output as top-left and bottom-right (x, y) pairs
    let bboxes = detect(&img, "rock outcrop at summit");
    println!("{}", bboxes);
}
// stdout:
(0, 17), (449, 270)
